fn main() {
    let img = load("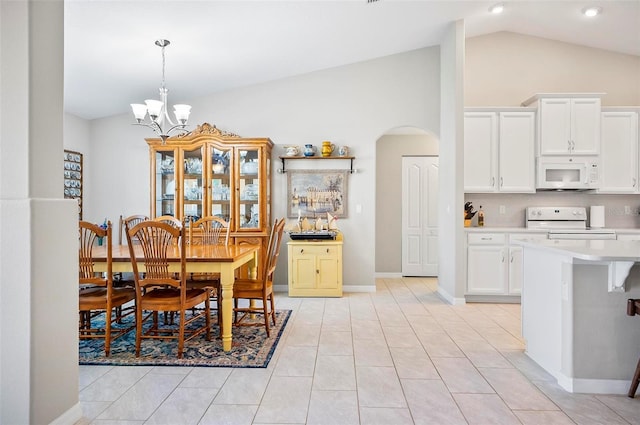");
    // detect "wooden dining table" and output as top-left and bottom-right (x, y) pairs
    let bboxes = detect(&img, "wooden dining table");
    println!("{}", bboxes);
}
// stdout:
(91, 243), (260, 352)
